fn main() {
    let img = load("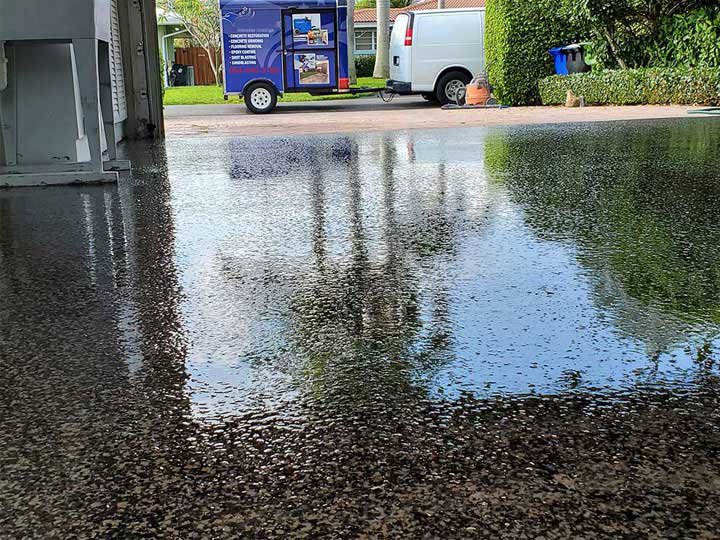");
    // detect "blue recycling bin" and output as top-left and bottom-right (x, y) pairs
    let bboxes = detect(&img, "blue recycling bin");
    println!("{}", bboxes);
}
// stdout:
(549, 47), (568, 75)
